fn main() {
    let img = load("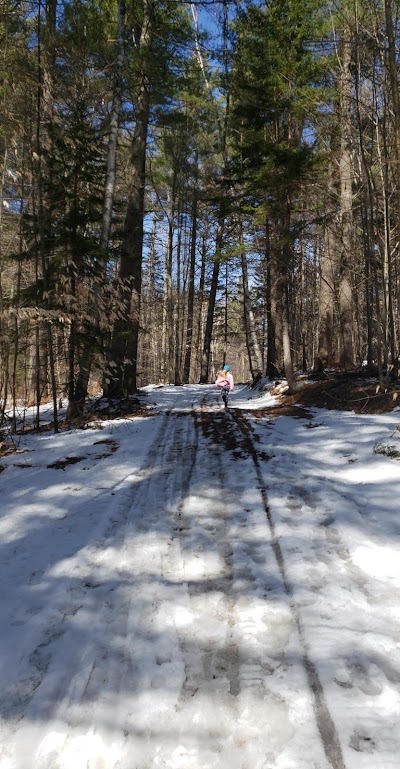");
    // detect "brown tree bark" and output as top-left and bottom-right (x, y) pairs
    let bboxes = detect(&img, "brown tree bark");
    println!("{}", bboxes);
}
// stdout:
(280, 198), (295, 391)
(265, 220), (280, 378)
(183, 187), (198, 384)
(382, 0), (399, 366)
(317, 152), (336, 368)
(105, 0), (154, 396)
(74, 0), (126, 410)
(240, 223), (263, 378)
(36, 0), (58, 430)
(199, 217), (224, 383)
(338, 35), (354, 369)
